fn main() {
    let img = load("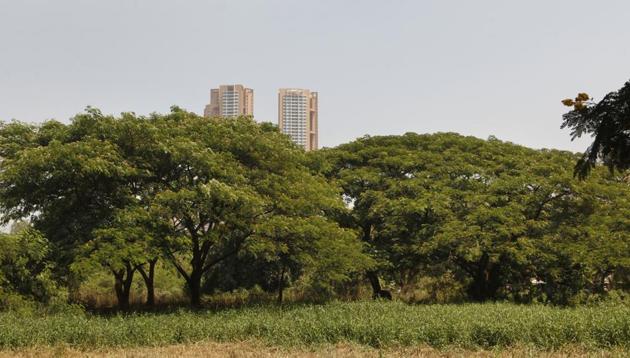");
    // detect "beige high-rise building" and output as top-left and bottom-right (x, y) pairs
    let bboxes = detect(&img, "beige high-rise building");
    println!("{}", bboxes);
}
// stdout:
(204, 84), (254, 117)
(278, 88), (318, 151)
